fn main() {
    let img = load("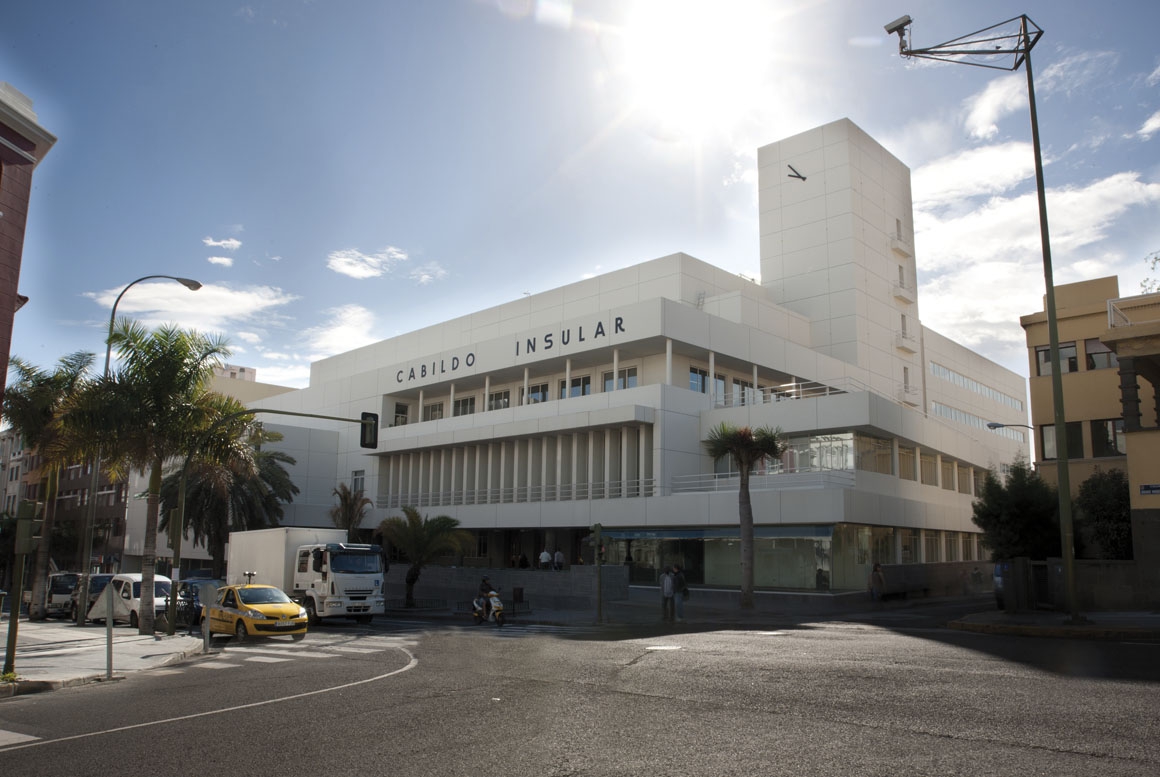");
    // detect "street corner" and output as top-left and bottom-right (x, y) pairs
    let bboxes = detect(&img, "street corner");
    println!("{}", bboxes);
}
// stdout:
(947, 613), (1160, 642)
